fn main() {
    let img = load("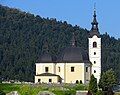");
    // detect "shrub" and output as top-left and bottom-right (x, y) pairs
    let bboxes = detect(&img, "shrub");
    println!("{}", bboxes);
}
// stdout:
(0, 90), (5, 95)
(52, 89), (76, 95)
(73, 84), (87, 90)
(24, 91), (29, 95)
(96, 90), (104, 95)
